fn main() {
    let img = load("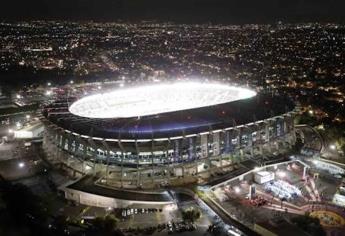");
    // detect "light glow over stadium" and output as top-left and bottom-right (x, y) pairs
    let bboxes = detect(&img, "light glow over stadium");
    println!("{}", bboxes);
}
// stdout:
(69, 82), (256, 119)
